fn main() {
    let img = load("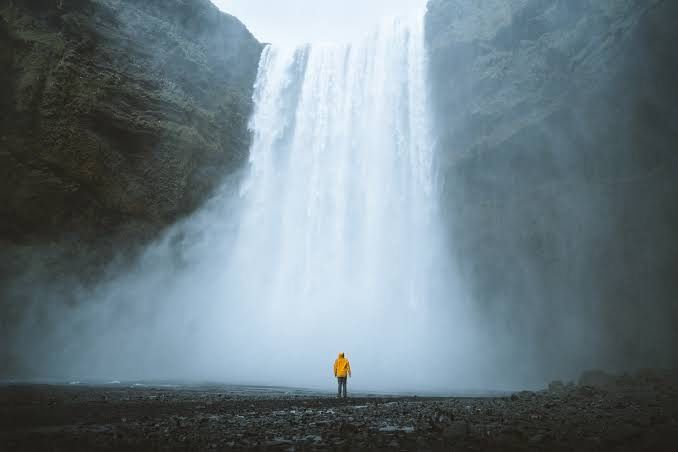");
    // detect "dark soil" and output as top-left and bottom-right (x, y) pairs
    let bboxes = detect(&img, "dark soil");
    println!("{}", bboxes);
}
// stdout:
(1, 371), (677, 451)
